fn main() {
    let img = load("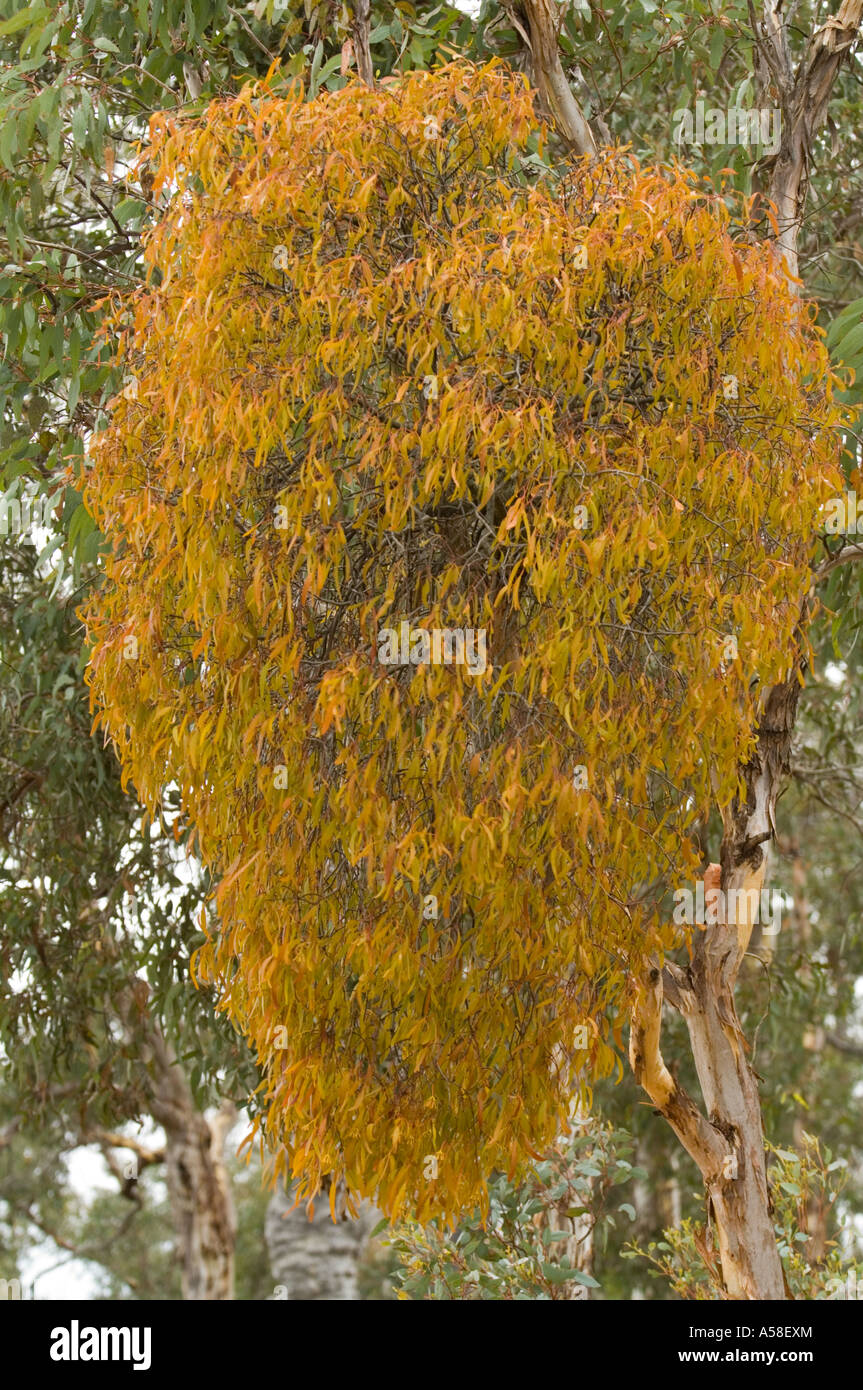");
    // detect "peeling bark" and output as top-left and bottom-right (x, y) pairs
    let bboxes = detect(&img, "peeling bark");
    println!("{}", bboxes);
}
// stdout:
(630, 911), (786, 1299)
(751, 0), (863, 283)
(147, 1047), (237, 1301)
(519, 1), (597, 154)
(352, 0), (374, 88)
